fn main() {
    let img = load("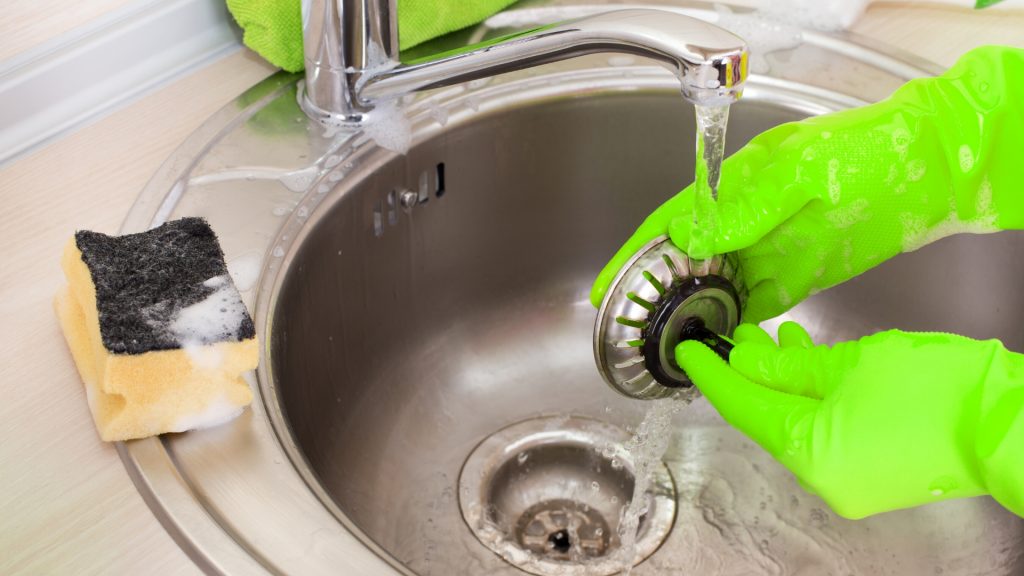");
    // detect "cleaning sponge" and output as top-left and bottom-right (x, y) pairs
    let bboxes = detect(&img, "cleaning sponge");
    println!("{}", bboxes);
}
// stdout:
(54, 218), (258, 441)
